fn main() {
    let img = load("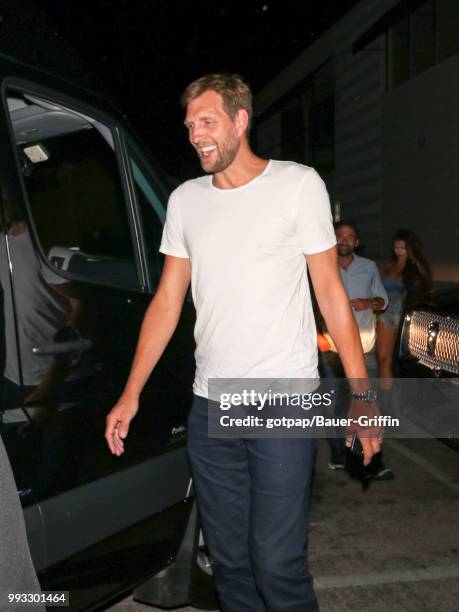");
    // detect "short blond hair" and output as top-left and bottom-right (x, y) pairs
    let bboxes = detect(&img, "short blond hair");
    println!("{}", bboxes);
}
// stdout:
(181, 73), (253, 129)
